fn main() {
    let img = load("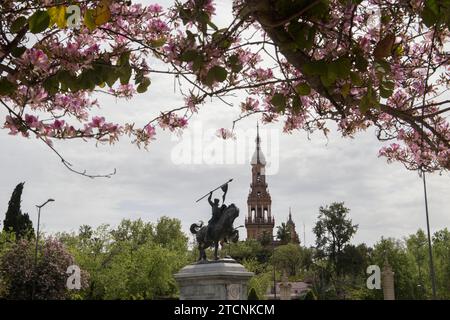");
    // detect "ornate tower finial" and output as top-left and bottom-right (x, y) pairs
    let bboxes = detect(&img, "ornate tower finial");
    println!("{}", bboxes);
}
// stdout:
(251, 122), (265, 165)
(256, 122), (260, 163)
